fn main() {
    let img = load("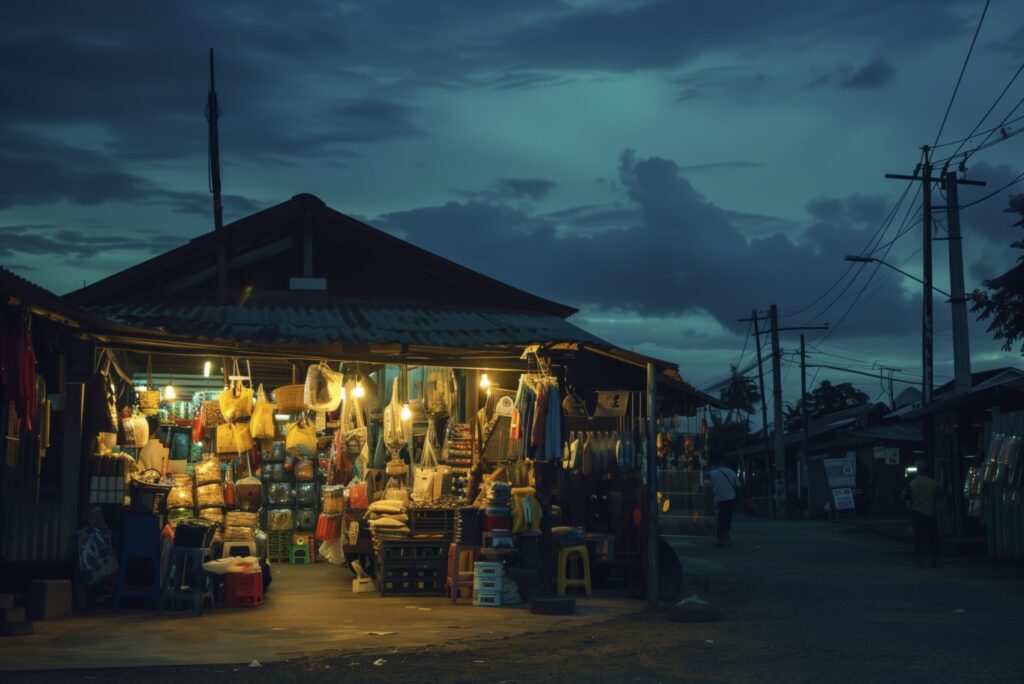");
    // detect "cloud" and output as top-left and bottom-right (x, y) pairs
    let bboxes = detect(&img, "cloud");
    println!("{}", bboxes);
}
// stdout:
(841, 56), (896, 89)
(0, 224), (181, 260)
(375, 149), (923, 338)
(806, 56), (896, 90)
(677, 161), (763, 173)
(455, 177), (556, 202)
